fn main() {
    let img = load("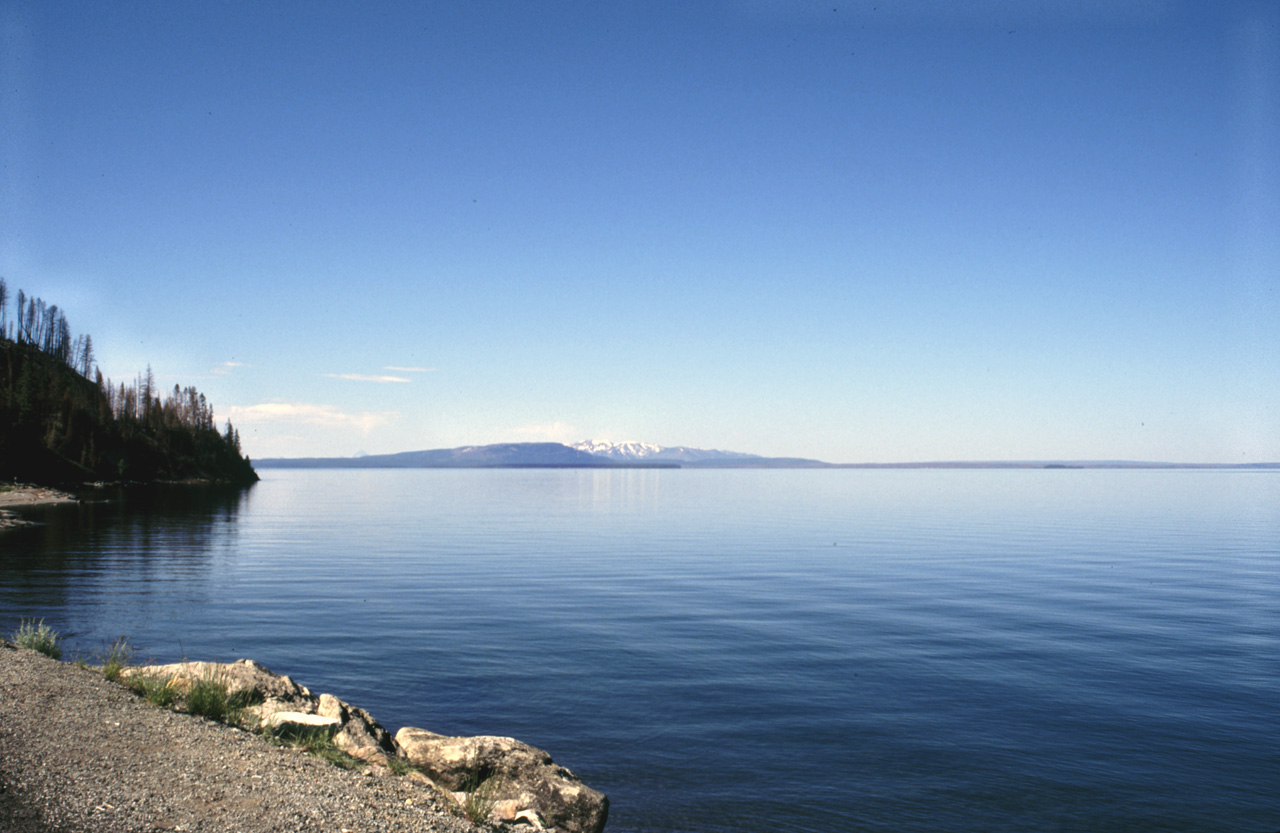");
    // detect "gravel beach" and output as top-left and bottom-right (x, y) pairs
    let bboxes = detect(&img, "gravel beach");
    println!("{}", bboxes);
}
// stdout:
(0, 643), (484, 833)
